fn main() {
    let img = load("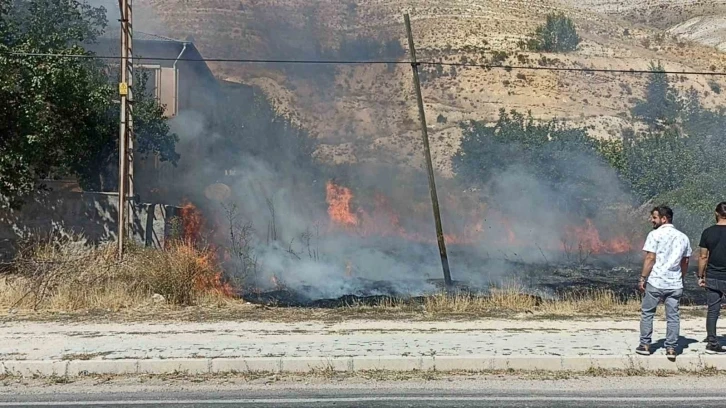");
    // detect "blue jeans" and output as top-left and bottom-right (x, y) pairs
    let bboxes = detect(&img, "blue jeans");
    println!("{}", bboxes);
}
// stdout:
(640, 283), (682, 349)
